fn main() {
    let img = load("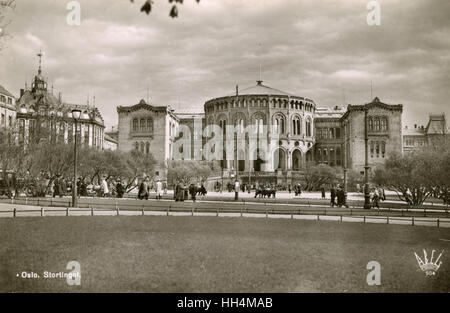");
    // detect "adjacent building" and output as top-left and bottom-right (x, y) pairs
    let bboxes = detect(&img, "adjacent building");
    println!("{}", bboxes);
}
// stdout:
(403, 114), (448, 154)
(116, 99), (179, 175)
(0, 84), (16, 129)
(15, 58), (105, 149)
